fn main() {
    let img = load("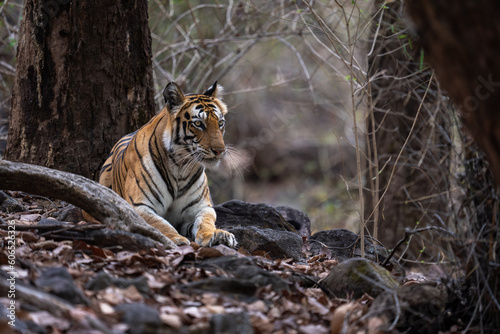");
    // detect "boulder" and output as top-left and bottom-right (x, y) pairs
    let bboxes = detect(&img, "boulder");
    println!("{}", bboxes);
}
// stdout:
(309, 229), (360, 260)
(276, 205), (311, 238)
(214, 200), (305, 261)
(214, 200), (296, 232)
(228, 226), (304, 262)
(322, 258), (399, 299)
